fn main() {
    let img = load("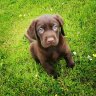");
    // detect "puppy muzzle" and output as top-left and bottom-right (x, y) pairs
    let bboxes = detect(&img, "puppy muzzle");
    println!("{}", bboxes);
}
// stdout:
(46, 37), (55, 45)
